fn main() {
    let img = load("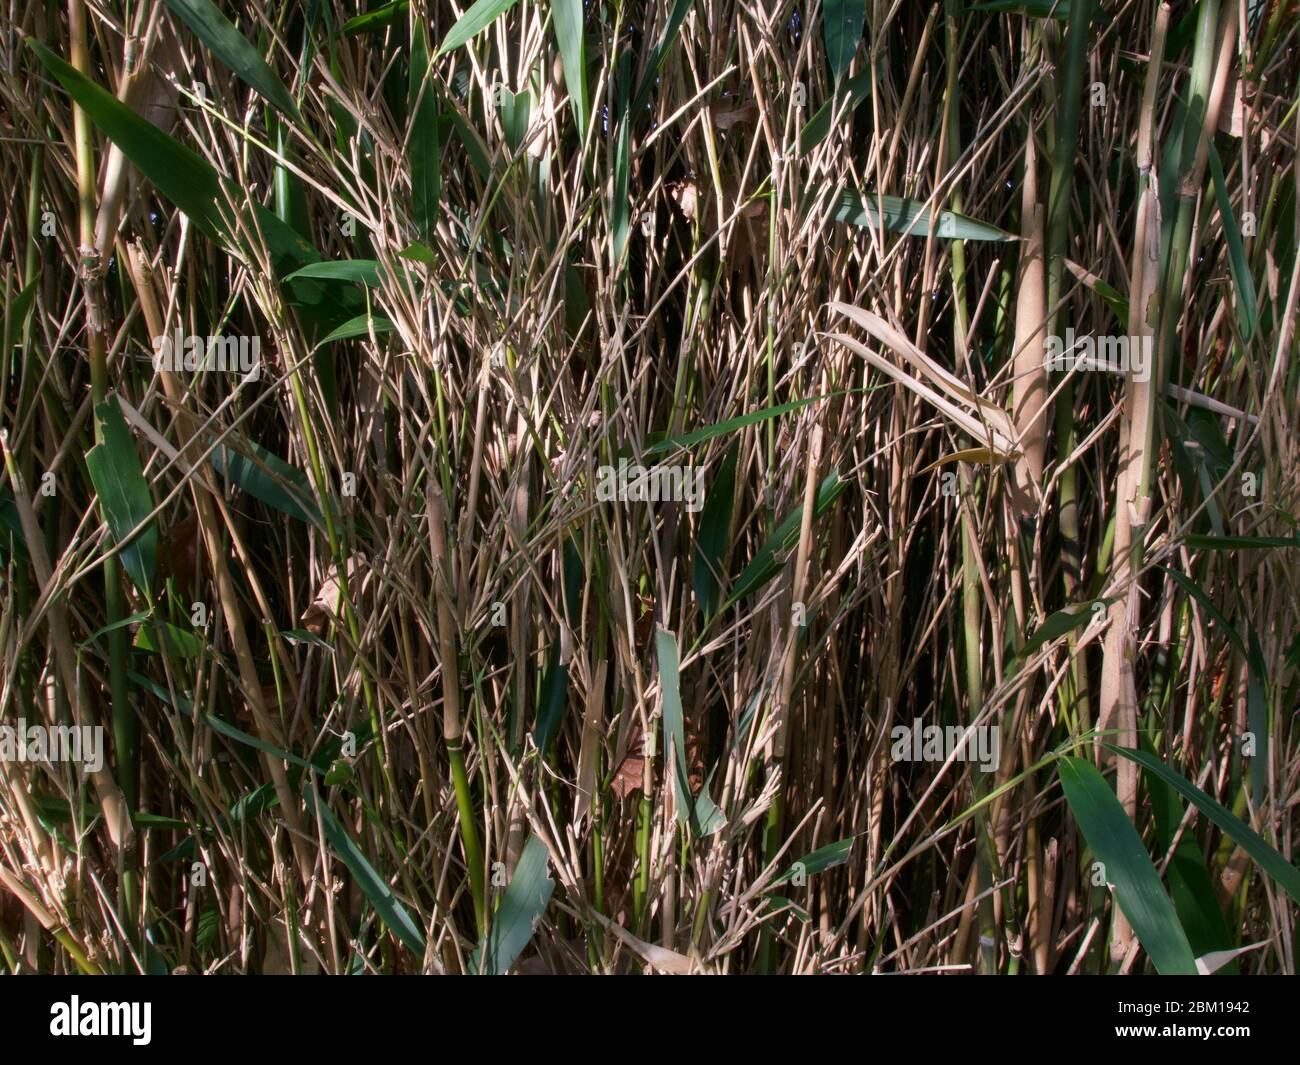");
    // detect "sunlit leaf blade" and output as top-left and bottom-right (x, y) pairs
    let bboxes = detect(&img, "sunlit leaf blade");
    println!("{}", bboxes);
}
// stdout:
(1057, 756), (1198, 975)
(27, 39), (358, 330)
(284, 260), (382, 286)
(656, 629), (726, 836)
(835, 189), (1014, 241)
(823, 0), (865, 85)
(314, 313), (396, 347)
(647, 395), (827, 457)
(773, 837), (853, 886)
(436, 0), (522, 57)
(1011, 599), (1110, 670)
(552, 0), (588, 135)
(611, 53), (633, 271)
(134, 619), (203, 658)
(470, 834), (554, 974)
(30, 40), (226, 239)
